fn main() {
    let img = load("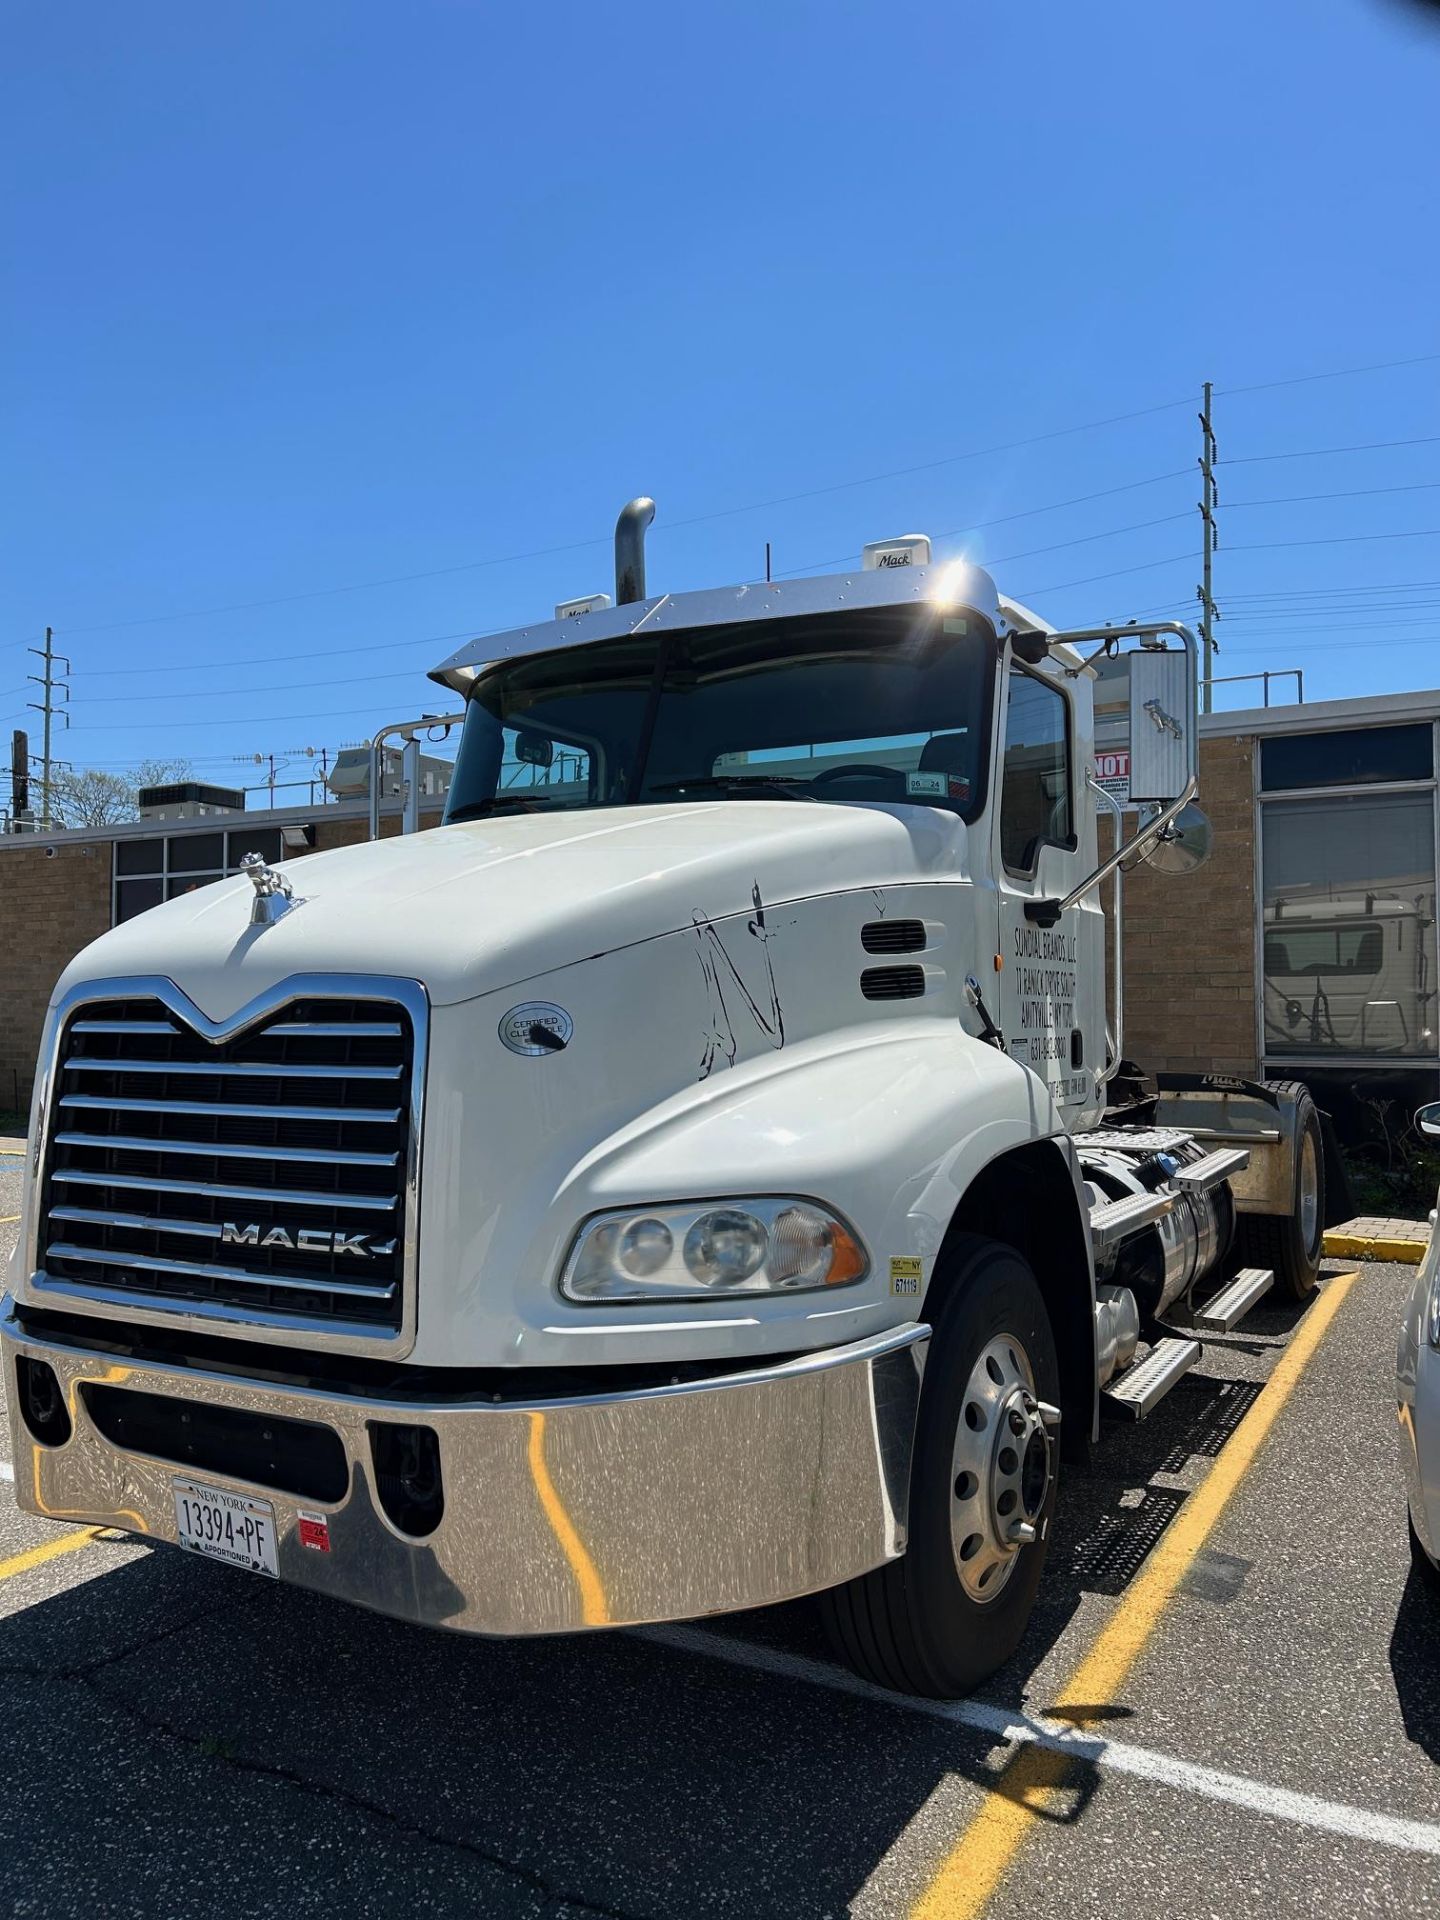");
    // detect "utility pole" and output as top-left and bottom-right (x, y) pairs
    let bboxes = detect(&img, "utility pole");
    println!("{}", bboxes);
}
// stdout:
(9, 728), (28, 829)
(26, 627), (70, 828)
(1197, 383), (1220, 714)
